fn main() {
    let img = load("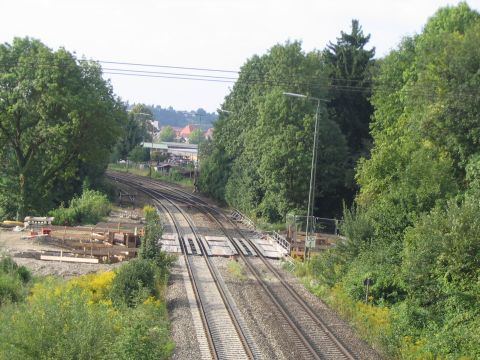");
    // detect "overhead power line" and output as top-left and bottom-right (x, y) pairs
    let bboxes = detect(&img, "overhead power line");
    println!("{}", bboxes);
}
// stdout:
(97, 60), (239, 74)
(103, 71), (235, 84)
(1, 59), (479, 98)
